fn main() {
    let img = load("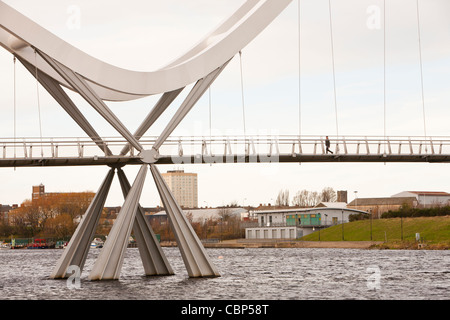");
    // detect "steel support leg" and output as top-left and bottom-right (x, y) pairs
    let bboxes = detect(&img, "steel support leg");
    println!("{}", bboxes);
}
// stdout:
(149, 164), (220, 278)
(50, 168), (115, 279)
(116, 168), (174, 276)
(88, 164), (148, 280)
(18, 56), (112, 156)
